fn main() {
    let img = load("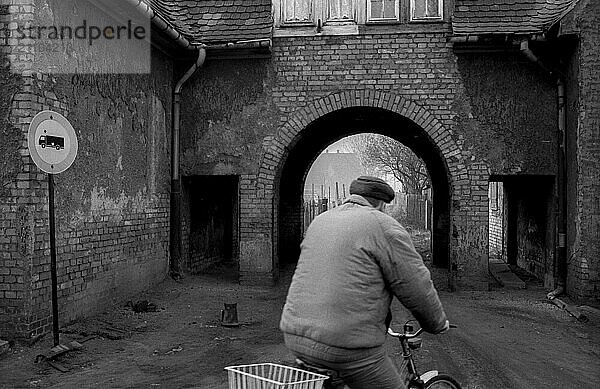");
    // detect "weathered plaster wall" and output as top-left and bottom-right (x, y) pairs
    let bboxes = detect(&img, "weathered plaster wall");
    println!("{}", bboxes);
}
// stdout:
(43, 53), (172, 328)
(455, 53), (557, 174)
(180, 59), (280, 176)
